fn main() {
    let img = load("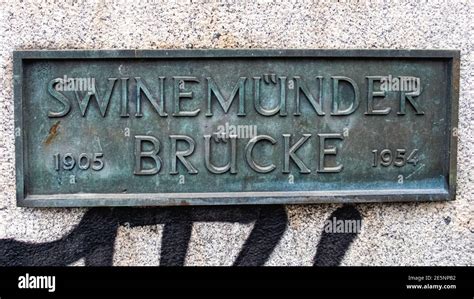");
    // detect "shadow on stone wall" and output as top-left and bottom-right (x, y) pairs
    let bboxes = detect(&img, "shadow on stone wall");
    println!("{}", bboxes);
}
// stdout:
(0, 205), (361, 266)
